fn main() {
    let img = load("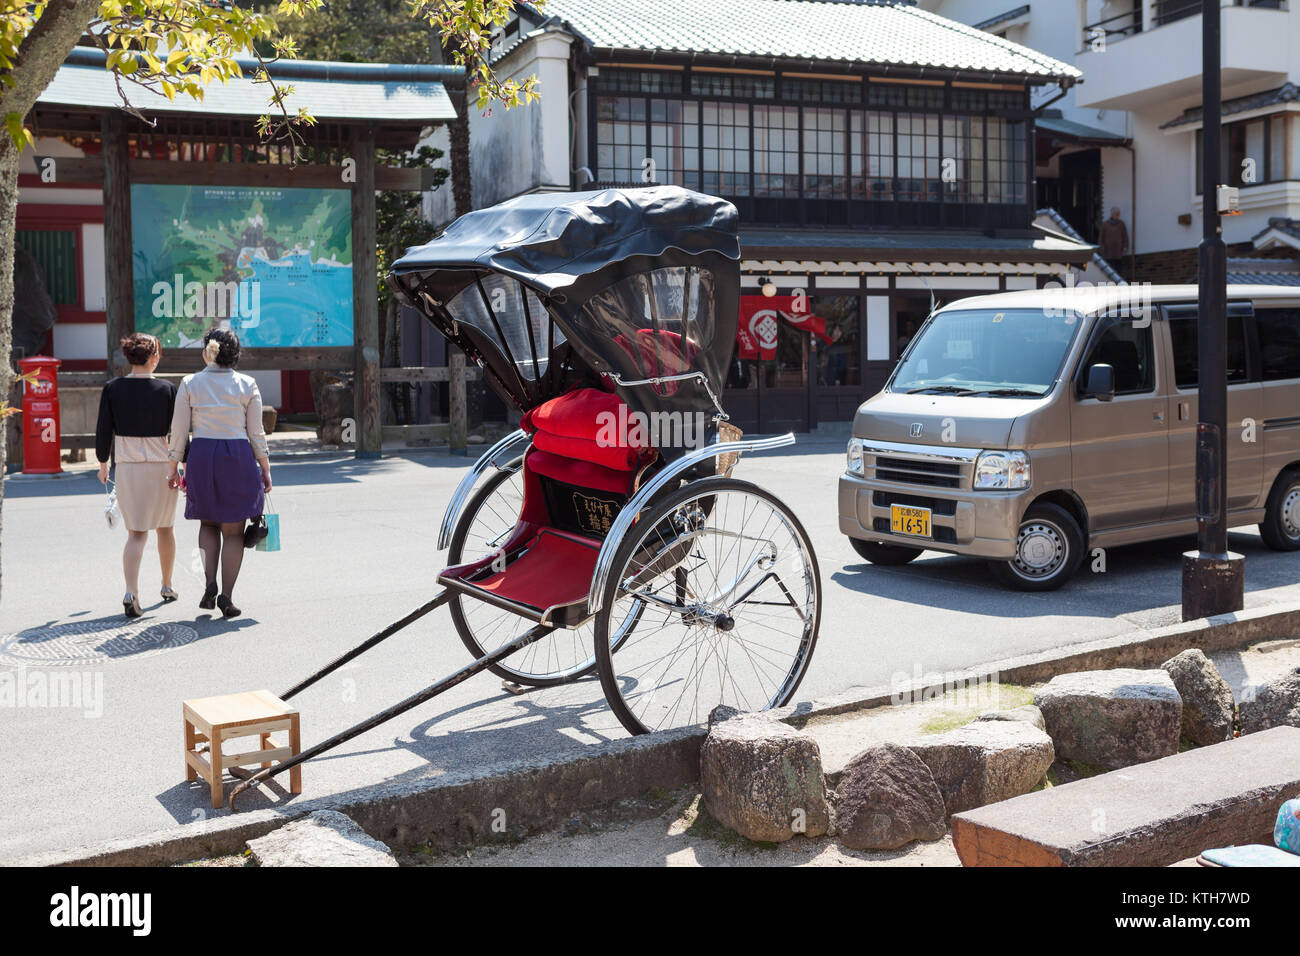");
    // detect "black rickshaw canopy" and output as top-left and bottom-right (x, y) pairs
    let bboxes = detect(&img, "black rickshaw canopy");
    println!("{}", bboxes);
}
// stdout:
(387, 186), (741, 432)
